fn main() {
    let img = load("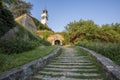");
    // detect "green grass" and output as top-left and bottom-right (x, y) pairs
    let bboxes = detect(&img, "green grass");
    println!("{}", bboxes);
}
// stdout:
(77, 42), (120, 65)
(0, 46), (58, 74)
